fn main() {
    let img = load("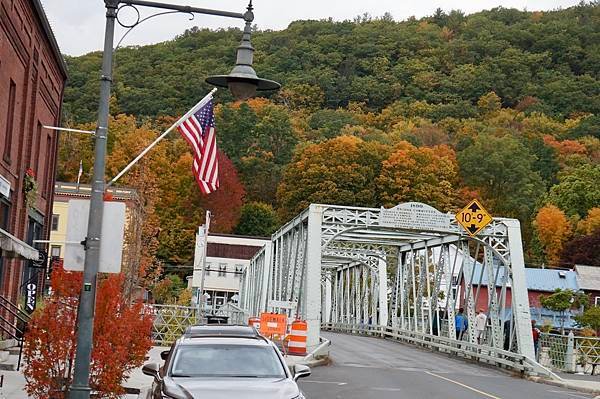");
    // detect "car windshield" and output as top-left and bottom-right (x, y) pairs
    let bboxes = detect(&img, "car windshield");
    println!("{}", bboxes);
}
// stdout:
(170, 344), (286, 378)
